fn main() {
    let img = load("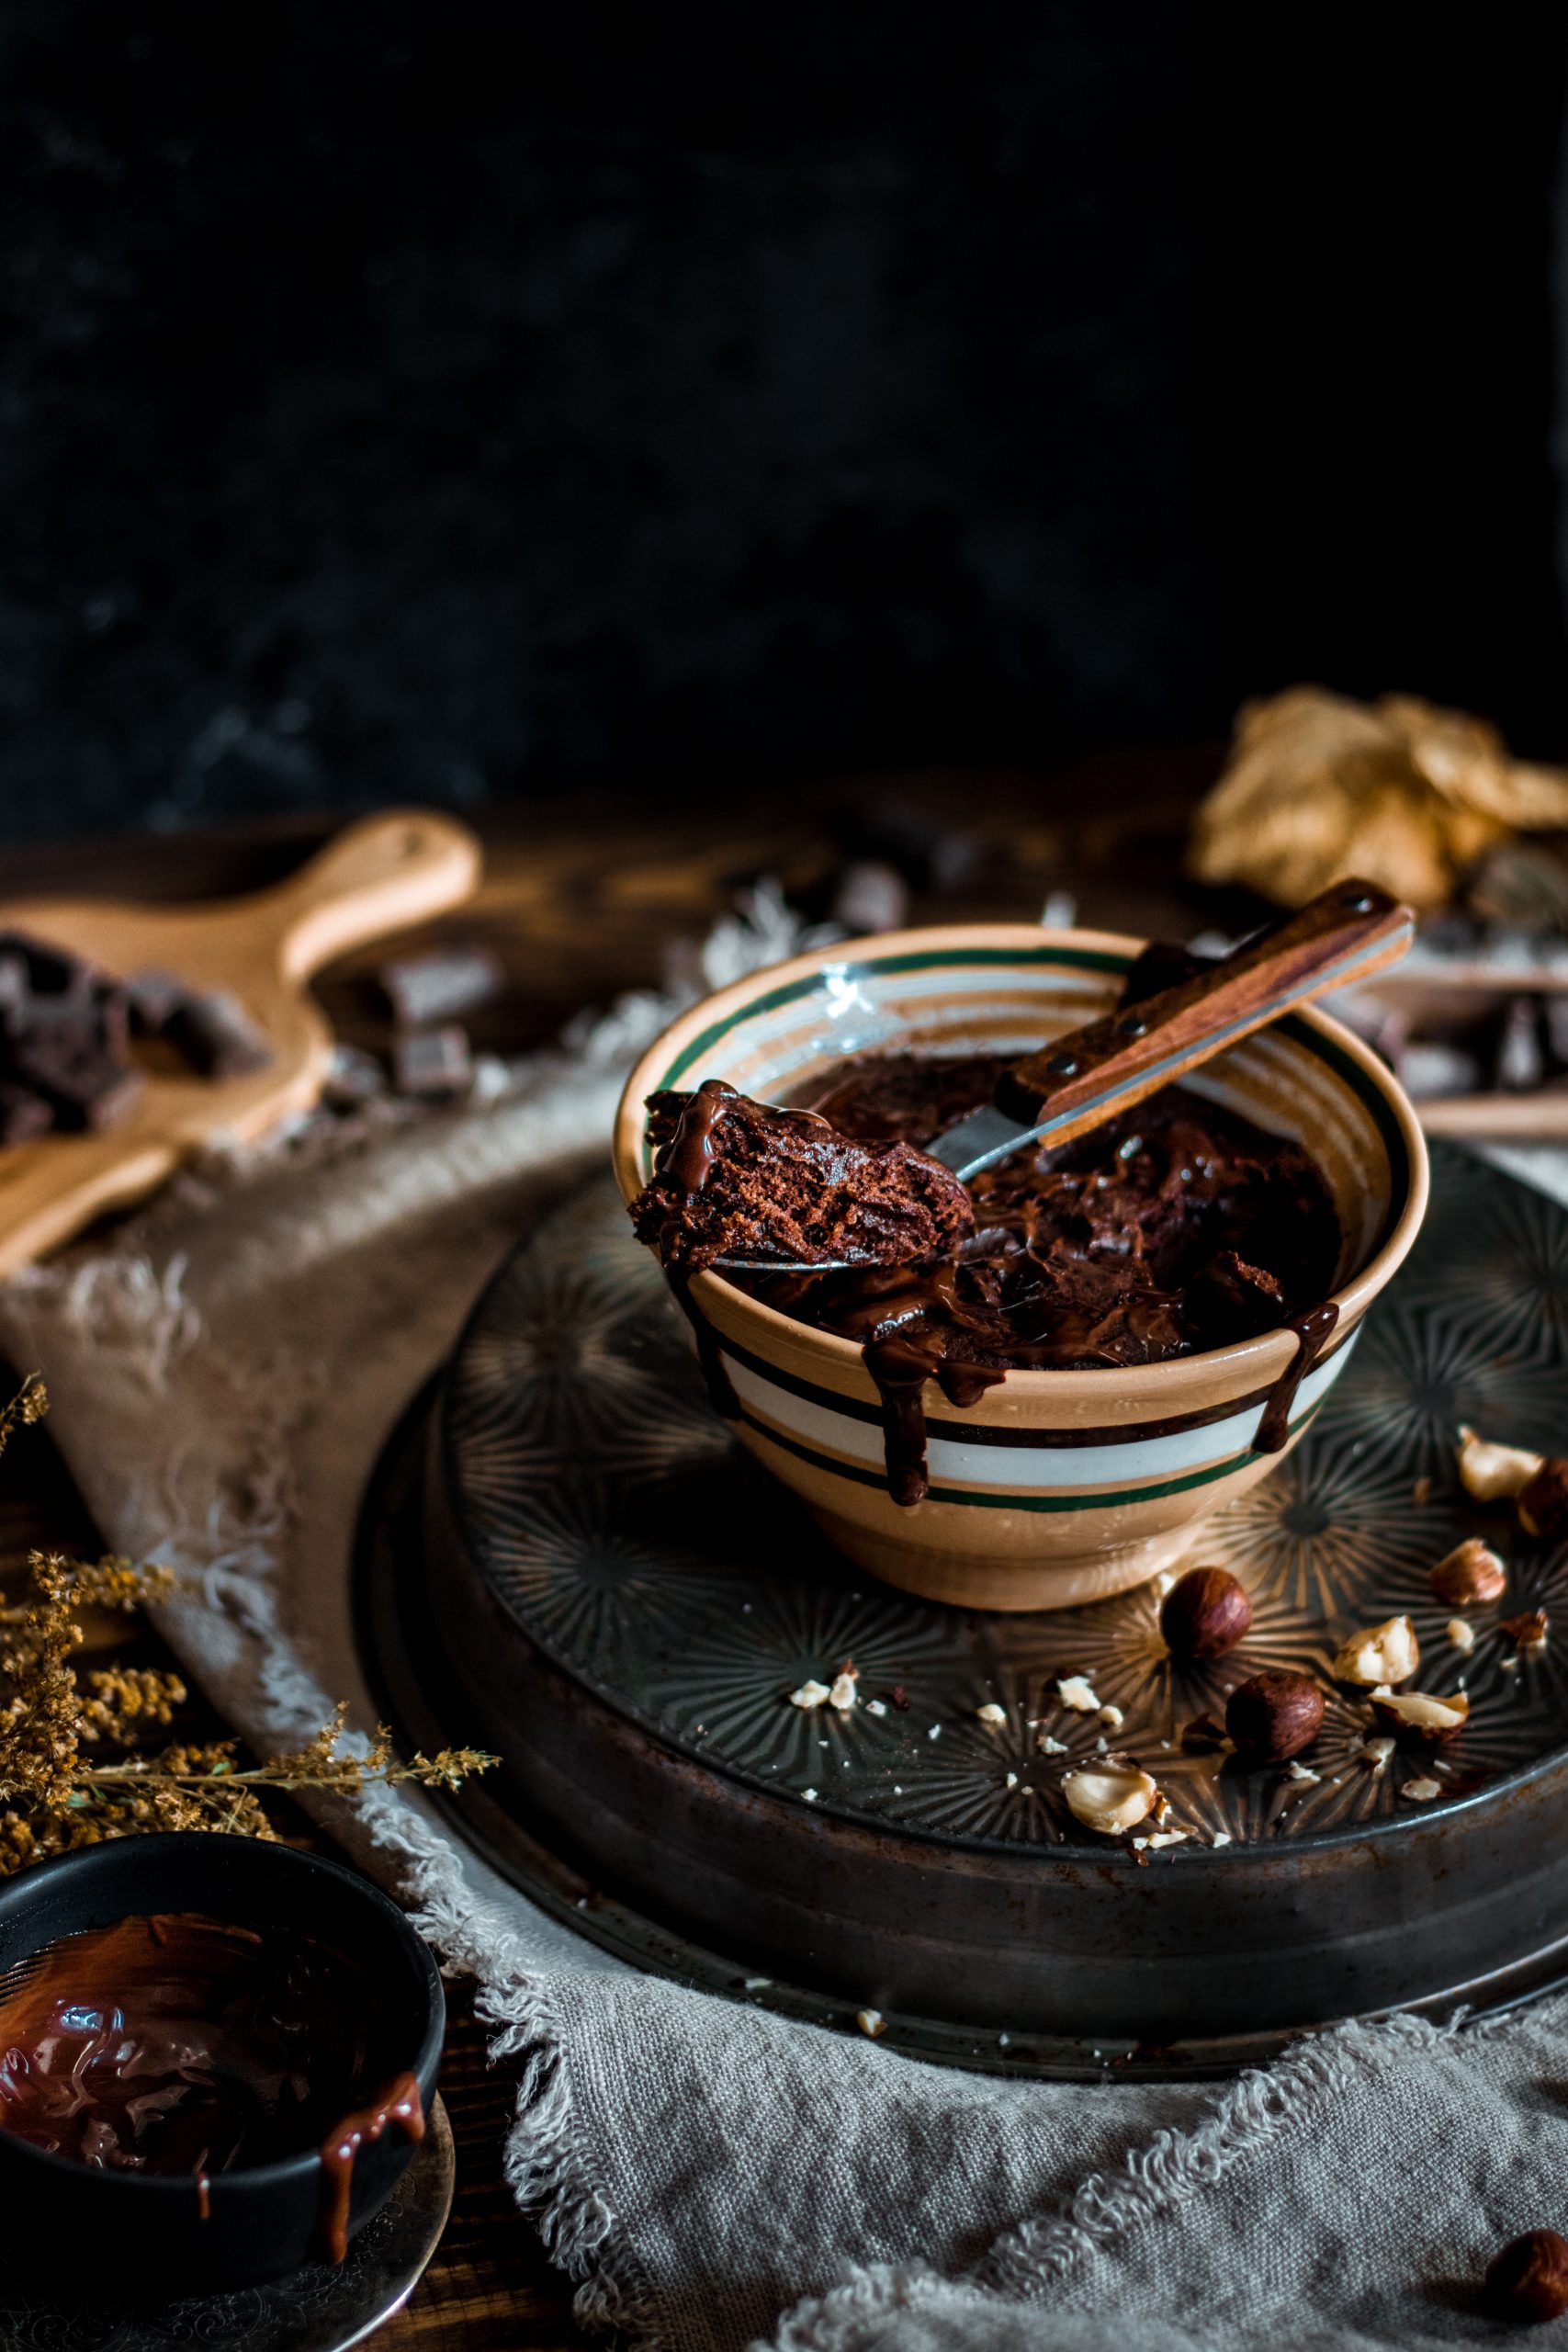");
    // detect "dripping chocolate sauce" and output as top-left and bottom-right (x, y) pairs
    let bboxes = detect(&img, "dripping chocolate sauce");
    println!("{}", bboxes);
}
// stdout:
(737, 1046), (1340, 1503)
(1254, 1301), (1340, 1453)
(658, 1082), (743, 1417)
(0, 1912), (422, 2262)
(318, 2069), (425, 2266)
(645, 961), (1342, 1501)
